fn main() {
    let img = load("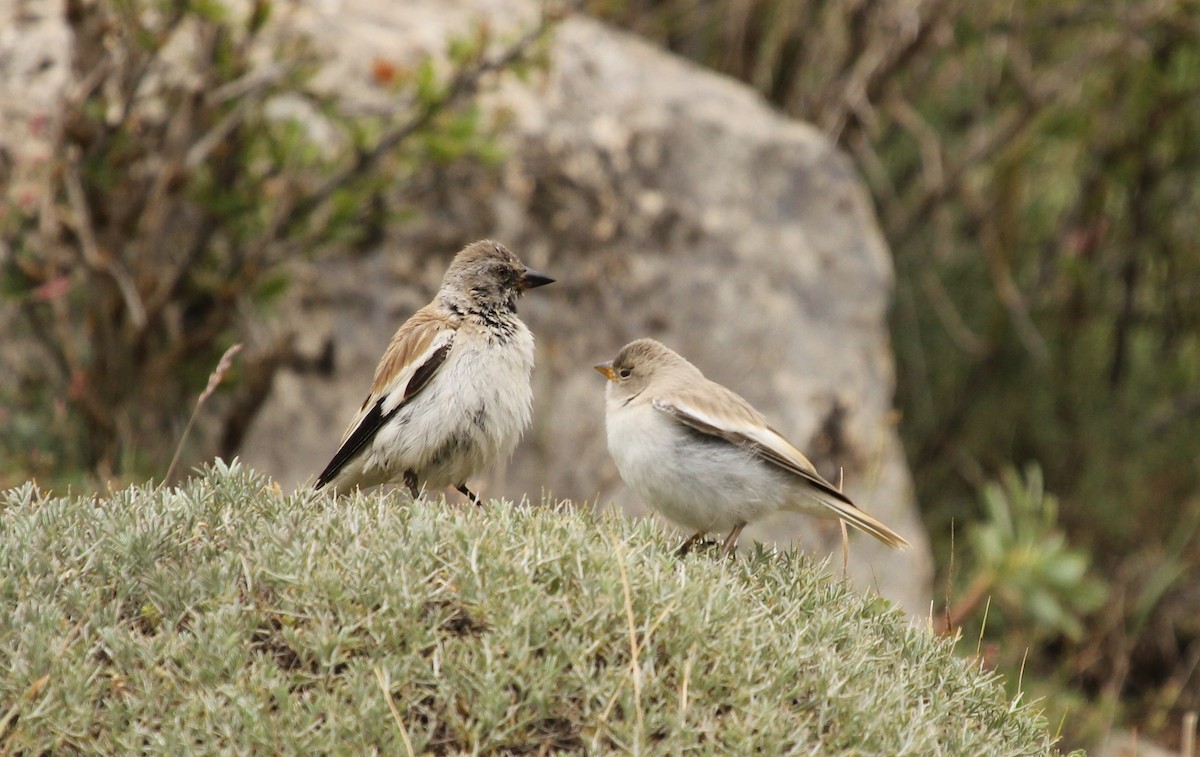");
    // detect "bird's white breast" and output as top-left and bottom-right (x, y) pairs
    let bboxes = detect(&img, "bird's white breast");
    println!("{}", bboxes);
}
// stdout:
(604, 391), (783, 534)
(369, 320), (535, 490)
